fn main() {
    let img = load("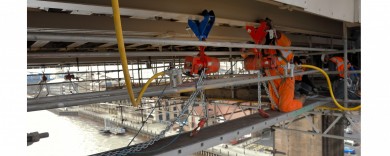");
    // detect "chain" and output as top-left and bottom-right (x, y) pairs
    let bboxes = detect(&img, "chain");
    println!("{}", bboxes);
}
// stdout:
(201, 90), (208, 118)
(260, 70), (279, 110)
(97, 71), (206, 156)
(265, 69), (280, 99)
(257, 71), (262, 110)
